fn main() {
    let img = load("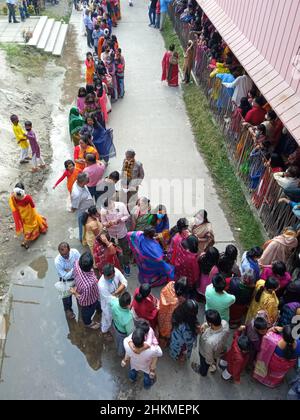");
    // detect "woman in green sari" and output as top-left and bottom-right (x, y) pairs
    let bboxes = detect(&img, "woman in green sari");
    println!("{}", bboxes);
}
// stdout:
(69, 107), (84, 146)
(130, 197), (152, 231)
